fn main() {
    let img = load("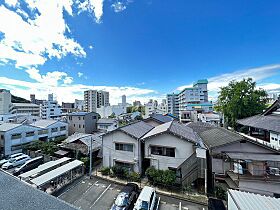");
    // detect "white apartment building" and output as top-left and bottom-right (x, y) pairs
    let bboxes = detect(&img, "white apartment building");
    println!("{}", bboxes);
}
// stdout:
(0, 120), (68, 156)
(84, 90), (109, 112)
(40, 94), (62, 120)
(74, 99), (84, 111)
(0, 89), (11, 114)
(96, 105), (126, 118)
(144, 99), (167, 119)
(9, 103), (40, 116)
(167, 79), (213, 121)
